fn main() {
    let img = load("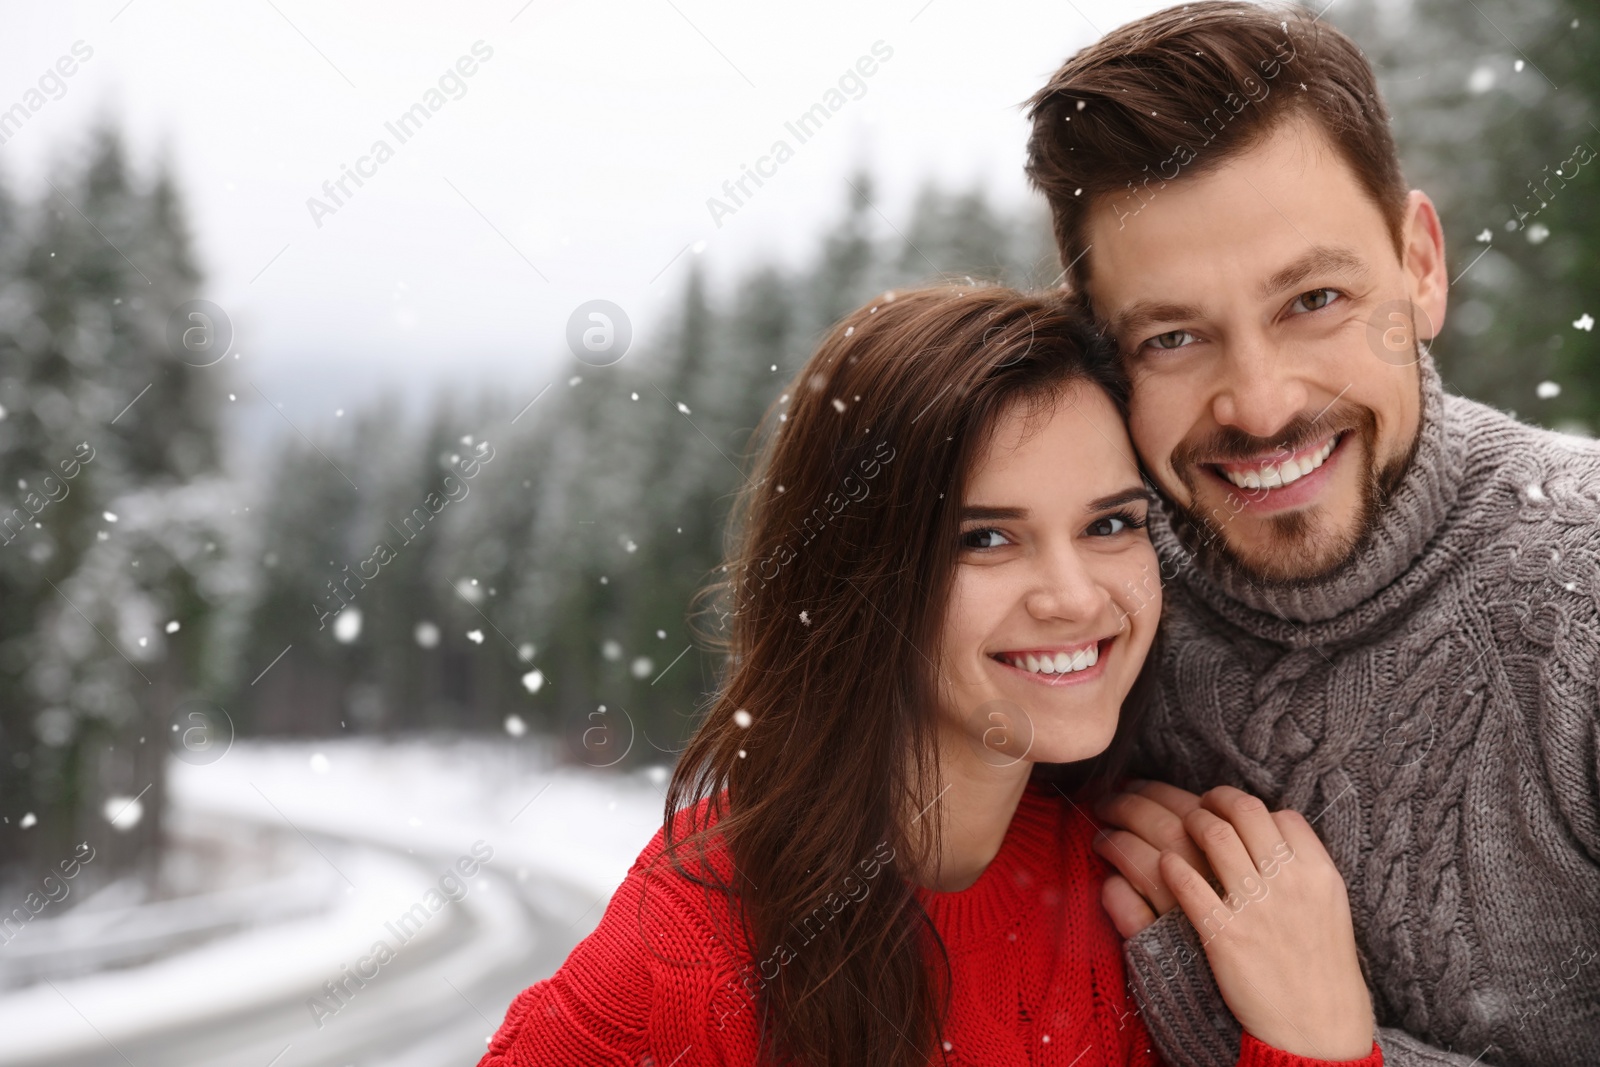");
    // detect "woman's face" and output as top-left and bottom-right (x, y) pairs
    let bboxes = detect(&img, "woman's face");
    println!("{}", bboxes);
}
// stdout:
(938, 382), (1161, 769)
